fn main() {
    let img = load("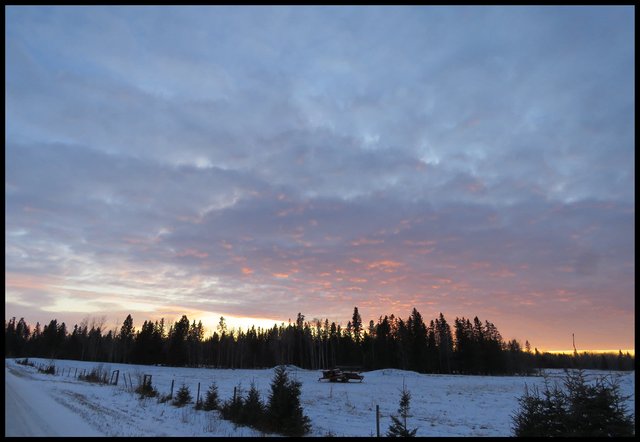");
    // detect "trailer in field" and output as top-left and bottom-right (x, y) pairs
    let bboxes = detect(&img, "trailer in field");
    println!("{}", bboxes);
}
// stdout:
(318, 368), (364, 383)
